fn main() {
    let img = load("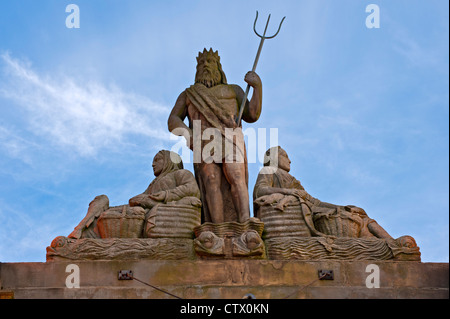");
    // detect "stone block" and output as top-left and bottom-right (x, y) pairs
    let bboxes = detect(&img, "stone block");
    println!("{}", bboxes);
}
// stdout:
(0, 260), (447, 299)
